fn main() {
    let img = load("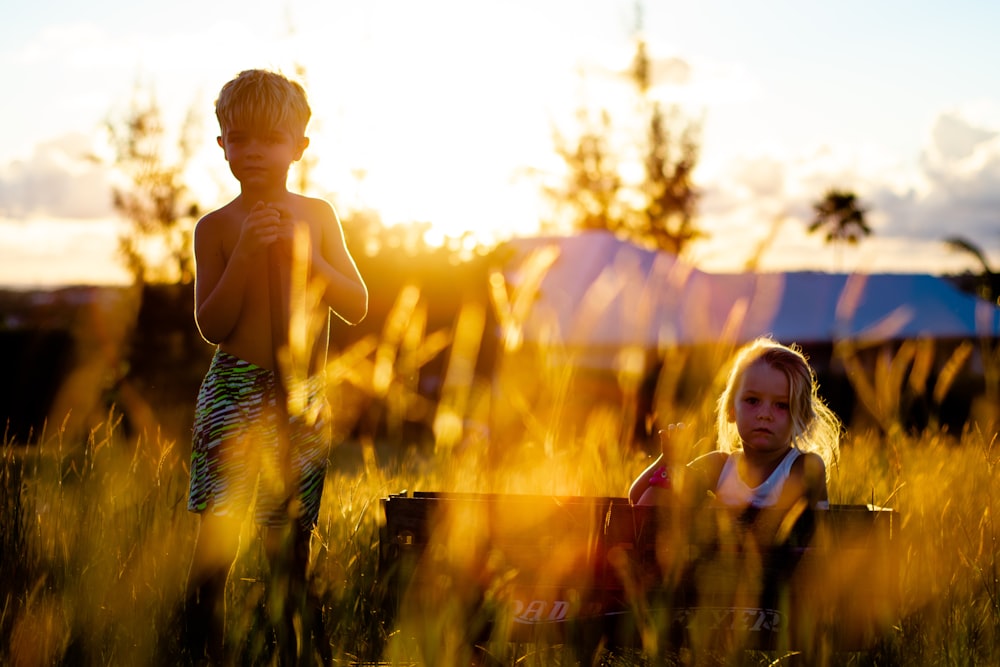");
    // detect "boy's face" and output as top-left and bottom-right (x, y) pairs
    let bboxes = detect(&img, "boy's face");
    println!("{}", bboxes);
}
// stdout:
(217, 125), (309, 189)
